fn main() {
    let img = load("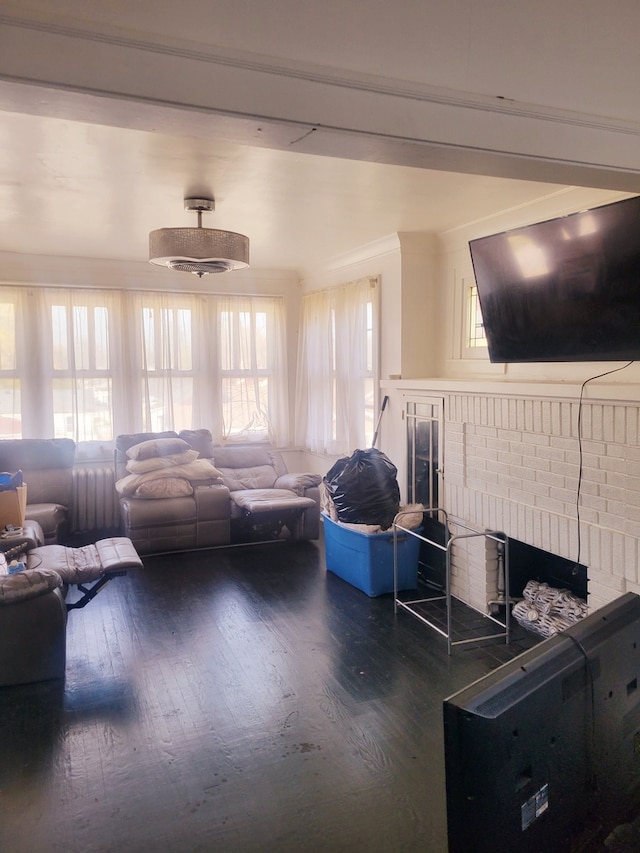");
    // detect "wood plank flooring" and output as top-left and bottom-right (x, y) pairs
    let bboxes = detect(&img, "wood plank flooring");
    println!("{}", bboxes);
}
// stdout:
(0, 538), (551, 852)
